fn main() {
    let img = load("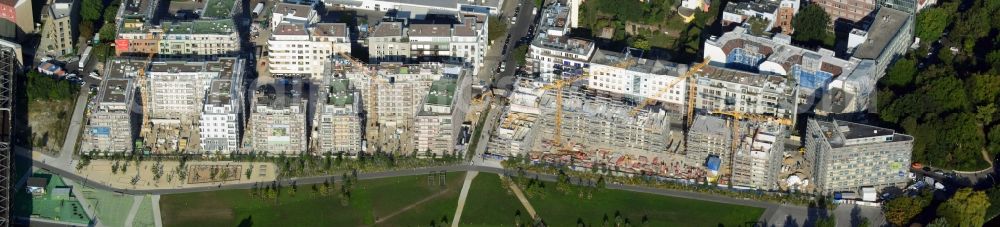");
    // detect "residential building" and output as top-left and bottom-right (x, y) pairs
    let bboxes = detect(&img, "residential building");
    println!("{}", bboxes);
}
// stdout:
(145, 58), (243, 122)
(692, 66), (798, 123)
(0, 0), (33, 38)
(812, 0), (876, 23)
(250, 81), (308, 155)
(339, 63), (450, 128)
(536, 84), (672, 156)
(312, 78), (363, 154)
(83, 59), (143, 153)
(326, 0), (502, 16)
(686, 115), (732, 170)
(703, 26), (861, 112)
(200, 78), (244, 154)
(806, 118), (913, 194)
(721, 0), (779, 30)
(366, 14), (488, 75)
(527, 2), (595, 82)
(267, 22), (350, 78)
(200, 0), (239, 19)
(588, 49), (687, 111)
(367, 22), (410, 63)
(487, 78), (545, 156)
(731, 122), (787, 190)
(774, 0), (799, 35)
(413, 72), (470, 156)
(39, 0), (74, 56)
(114, 19), (239, 56)
(270, 2), (317, 29)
